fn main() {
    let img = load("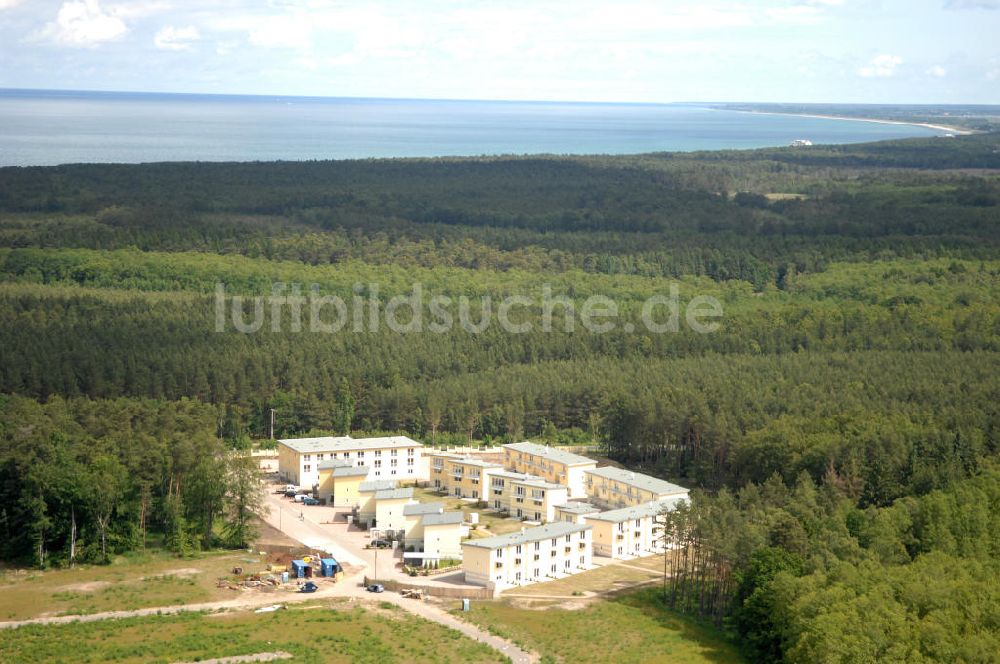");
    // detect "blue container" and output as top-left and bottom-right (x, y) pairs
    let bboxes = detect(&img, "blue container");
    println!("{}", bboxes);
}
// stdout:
(320, 558), (340, 577)
(290, 560), (308, 579)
